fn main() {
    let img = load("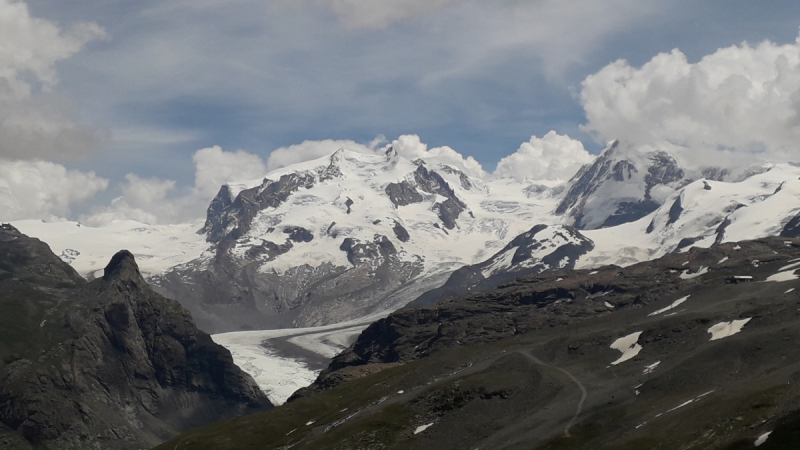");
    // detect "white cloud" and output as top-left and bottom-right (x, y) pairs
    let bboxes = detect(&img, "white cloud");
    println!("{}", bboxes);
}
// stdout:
(83, 146), (269, 226)
(266, 139), (376, 171)
(0, 0), (105, 96)
(0, 158), (108, 221)
(193, 145), (267, 198)
(265, 135), (489, 179)
(82, 174), (177, 226)
(581, 33), (800, 166)
(387, 134), (488, 179)
(0, 0), (106, 160)
(493, 131), (595, 181)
